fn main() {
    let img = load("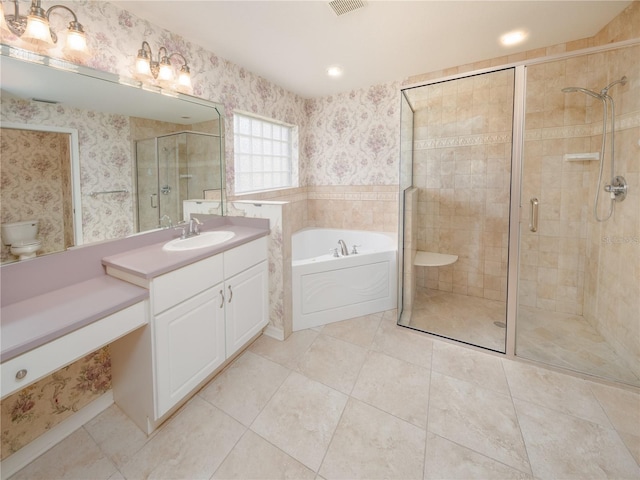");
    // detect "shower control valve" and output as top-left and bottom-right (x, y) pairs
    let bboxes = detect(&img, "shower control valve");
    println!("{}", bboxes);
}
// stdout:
(604, 176), (628, 202)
